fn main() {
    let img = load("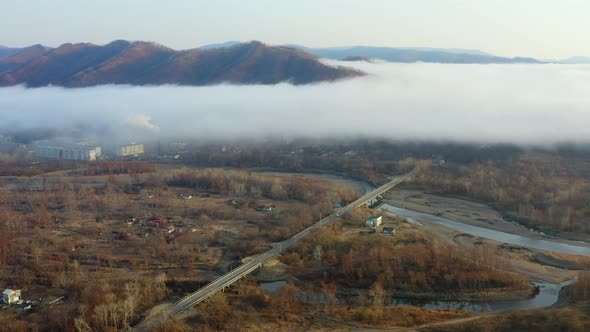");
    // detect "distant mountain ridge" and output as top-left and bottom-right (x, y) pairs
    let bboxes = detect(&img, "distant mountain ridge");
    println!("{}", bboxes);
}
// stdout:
(0, 40), (363, 87)
(298, 46), (541, 64)
(2, 40), (588, 88)
(556, 56), (590, 64)
(198, 41), (243, 50)
(191, 43), (547, 63)
(0, 46), (25, 59)
(341, 56), (373, 63)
